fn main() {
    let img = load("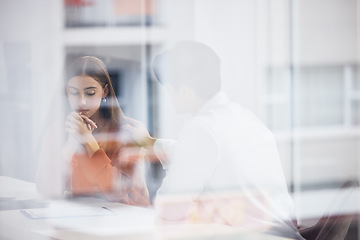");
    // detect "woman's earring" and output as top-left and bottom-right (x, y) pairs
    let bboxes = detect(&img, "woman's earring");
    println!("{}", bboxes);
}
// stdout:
(102, 98), (107, 103)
